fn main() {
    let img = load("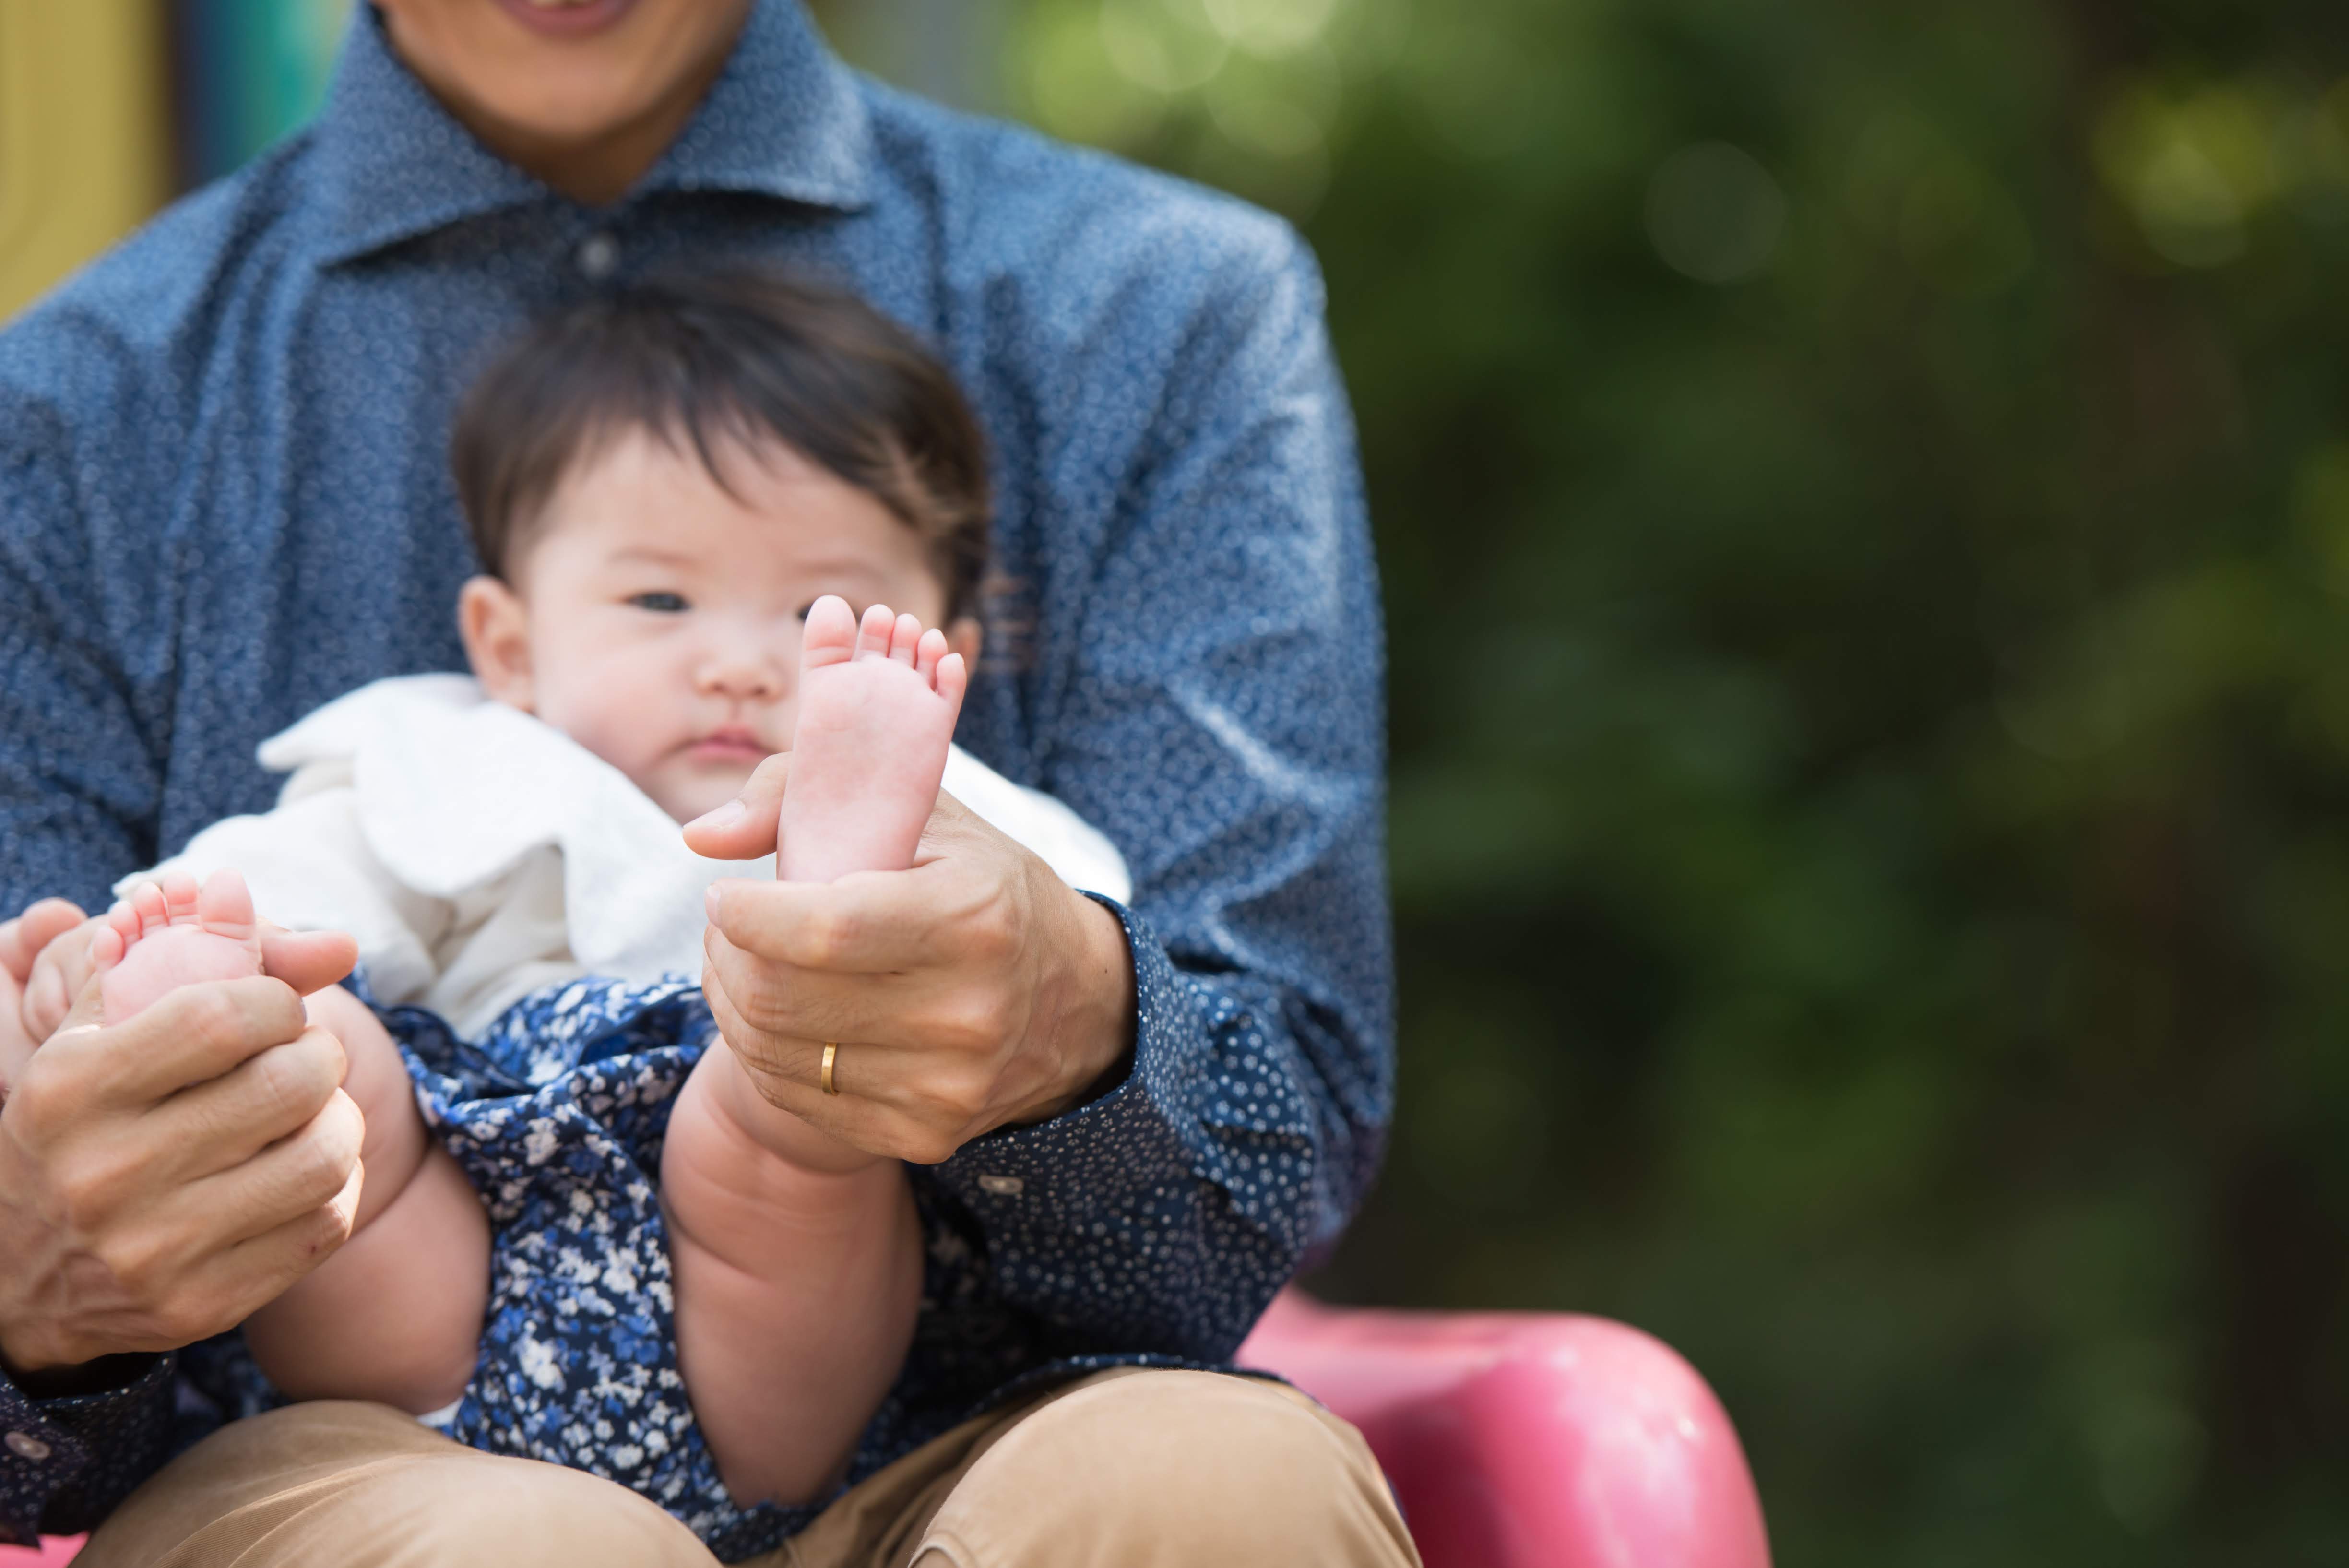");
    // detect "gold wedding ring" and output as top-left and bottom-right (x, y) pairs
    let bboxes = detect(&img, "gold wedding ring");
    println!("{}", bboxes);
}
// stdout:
(820, 1042), (839, 1096)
